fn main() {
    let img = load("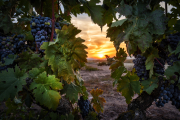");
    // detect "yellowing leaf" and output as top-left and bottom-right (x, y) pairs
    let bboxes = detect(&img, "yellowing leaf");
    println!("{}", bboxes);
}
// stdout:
(90, 88), (106, 113)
